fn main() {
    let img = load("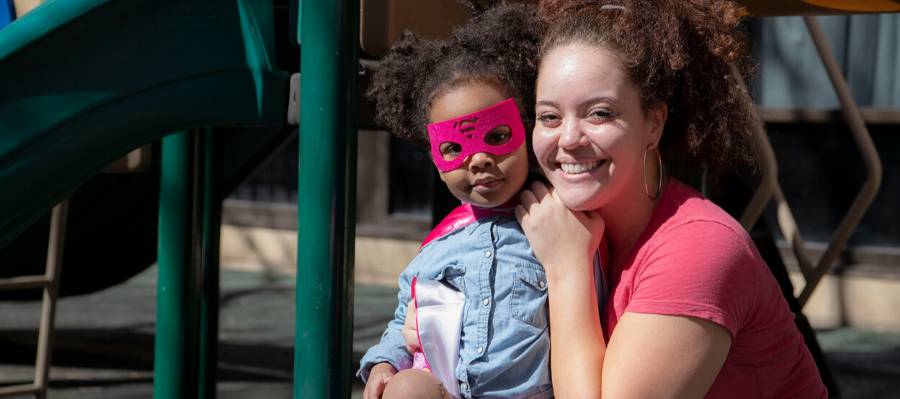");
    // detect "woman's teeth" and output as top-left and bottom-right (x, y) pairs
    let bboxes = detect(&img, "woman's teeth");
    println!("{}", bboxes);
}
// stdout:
(560, 160), (603, 174)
